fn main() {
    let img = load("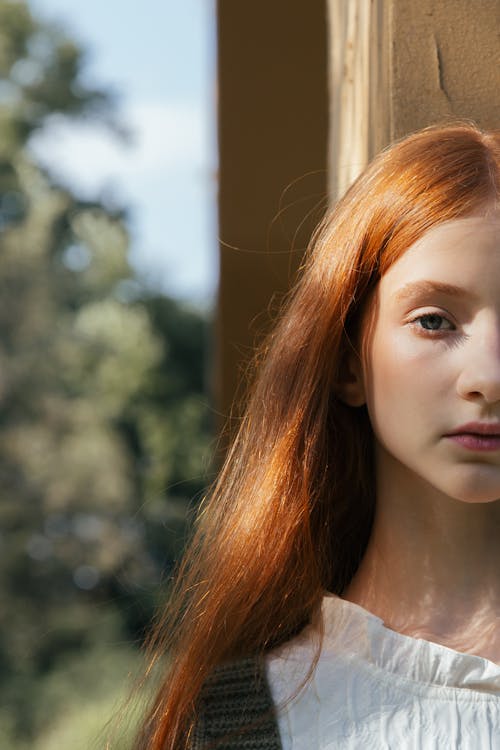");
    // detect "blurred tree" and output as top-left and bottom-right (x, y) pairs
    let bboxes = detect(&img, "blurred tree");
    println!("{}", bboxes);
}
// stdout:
(0, 0), (212, 742)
